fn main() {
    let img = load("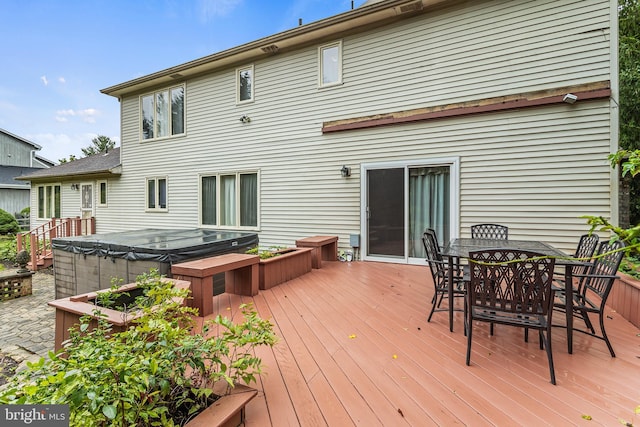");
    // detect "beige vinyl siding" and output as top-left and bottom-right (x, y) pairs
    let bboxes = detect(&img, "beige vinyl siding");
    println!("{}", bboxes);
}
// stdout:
(104, 0), (614, 253)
